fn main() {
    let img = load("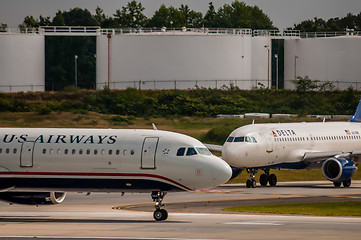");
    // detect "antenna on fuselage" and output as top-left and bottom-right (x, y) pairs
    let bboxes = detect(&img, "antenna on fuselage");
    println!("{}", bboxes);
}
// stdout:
(323, 118), (326, 123)
(152, 123), (158, 130)
(252, 119), (255, 125)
